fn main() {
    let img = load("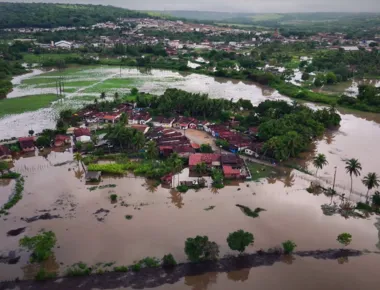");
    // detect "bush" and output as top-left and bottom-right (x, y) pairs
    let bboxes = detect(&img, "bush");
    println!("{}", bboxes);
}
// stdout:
(282, 240), (297, 254)
(227, 230), (254, 253)
(36, 136), (51, 148)
(19, 231), (57, 263)
(87, 163), (125, 174)
(110, 194), (118, 202)
(372, 192), (380, 207)
(113, 266), (129, 272)
(125, 215), (133, 220)
(140, 257), (160, 268)
(35, 268), (57, 281)
(131, 263), (141, 272)
(200, 144), (213, 153)
(356, 202), (372, 211)
(162, 254), (177, 267)
(65, 262), (92, 276)
(0, 172), (21, 179)
(185, 235), (220, 262)
(176, 185), (189, 193)
(337, 233), (352, 247)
